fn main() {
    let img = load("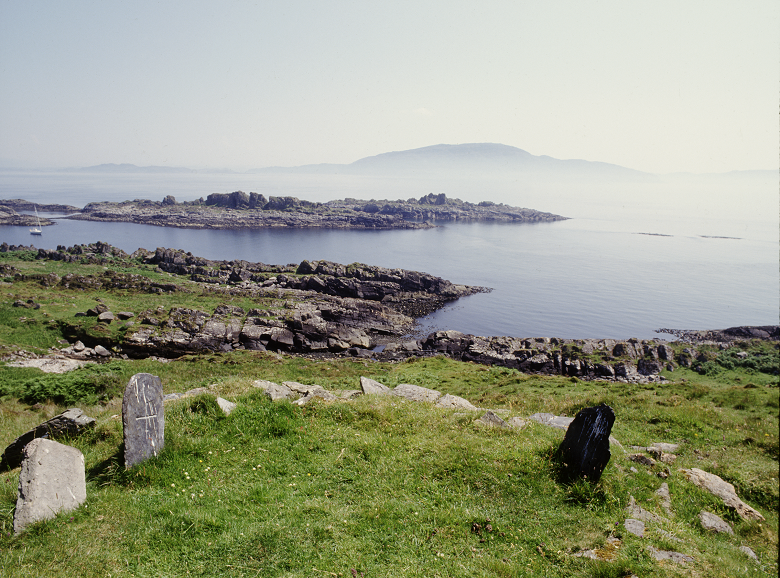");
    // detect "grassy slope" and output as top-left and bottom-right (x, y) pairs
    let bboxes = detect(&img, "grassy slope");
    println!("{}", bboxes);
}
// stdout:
(0, 252), (777, 577)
